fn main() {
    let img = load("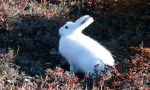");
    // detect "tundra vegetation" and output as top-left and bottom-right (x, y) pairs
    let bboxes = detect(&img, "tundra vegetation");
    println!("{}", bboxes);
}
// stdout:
(0, 0), (149, 89)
